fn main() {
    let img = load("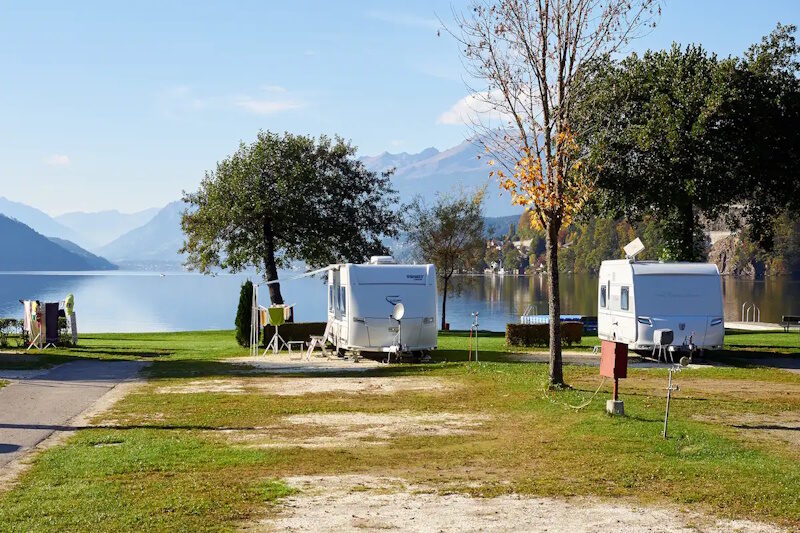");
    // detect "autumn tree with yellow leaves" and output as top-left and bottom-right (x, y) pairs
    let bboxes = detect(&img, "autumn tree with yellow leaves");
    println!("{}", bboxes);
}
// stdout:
(454, 0), (659, 386)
